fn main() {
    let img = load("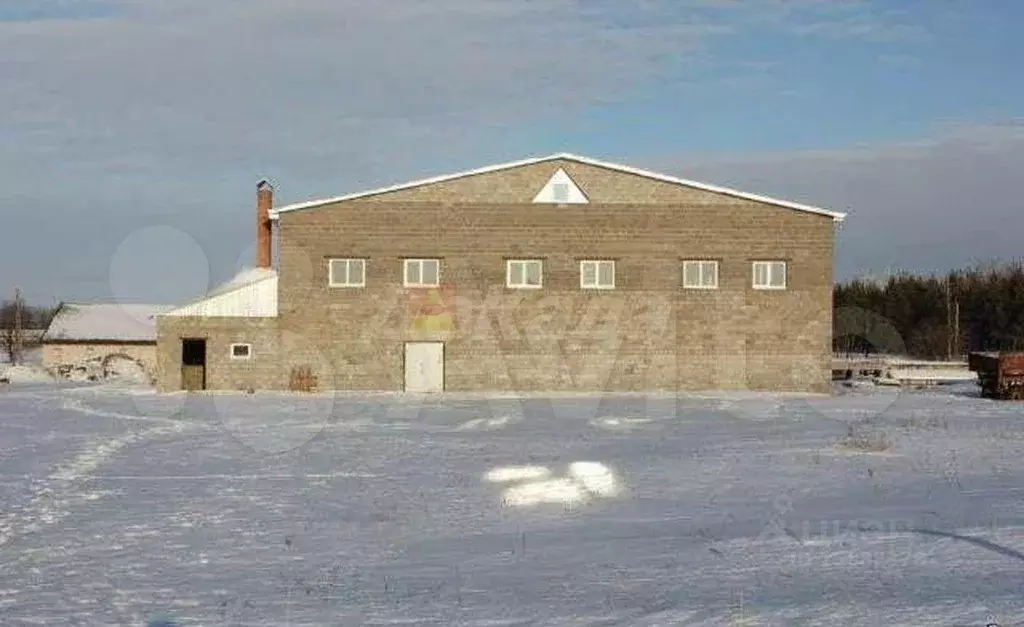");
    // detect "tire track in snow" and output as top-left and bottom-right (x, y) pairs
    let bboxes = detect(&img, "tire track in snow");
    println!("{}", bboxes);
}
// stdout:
(0, 398), (195, 549)
(59, 396), (194, 426)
